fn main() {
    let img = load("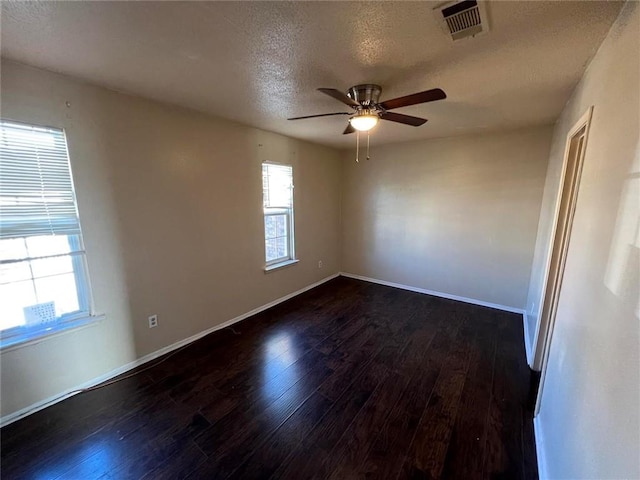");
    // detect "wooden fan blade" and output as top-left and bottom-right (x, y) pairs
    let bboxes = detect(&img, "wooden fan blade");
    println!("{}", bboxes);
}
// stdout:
(380, 111), (428, 126)
(318, 88), (360, 108)
(287, 112), (350, 120)
(379, 88), (446, 111)
(343, 123), (355, 135)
